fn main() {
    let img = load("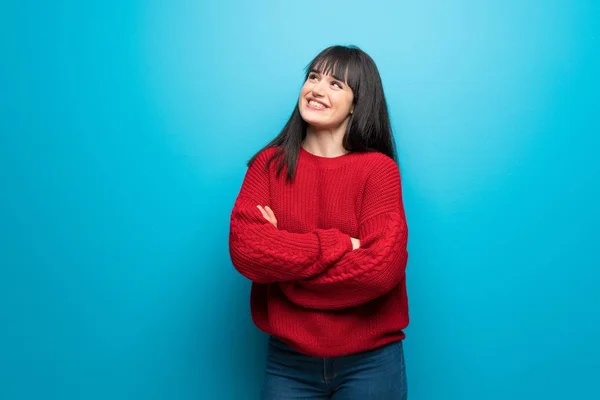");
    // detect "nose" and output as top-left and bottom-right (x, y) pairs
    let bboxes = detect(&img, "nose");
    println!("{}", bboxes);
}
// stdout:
(311, 79), (326, 97)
